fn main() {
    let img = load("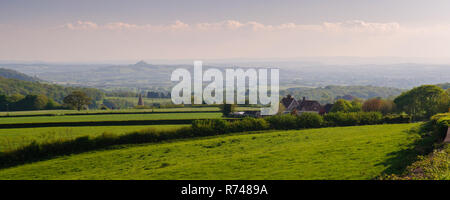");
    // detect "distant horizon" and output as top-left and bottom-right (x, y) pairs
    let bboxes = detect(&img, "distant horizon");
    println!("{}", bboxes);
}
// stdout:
(3, 56), (450, 66)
